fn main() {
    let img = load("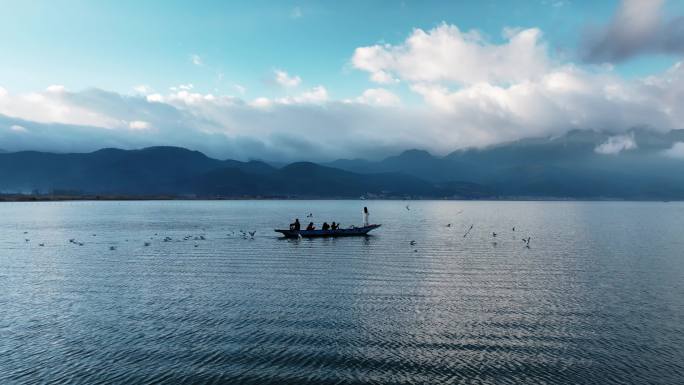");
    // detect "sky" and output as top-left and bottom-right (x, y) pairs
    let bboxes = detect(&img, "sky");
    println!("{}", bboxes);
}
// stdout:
(1, 0), (684, 161)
